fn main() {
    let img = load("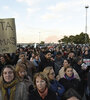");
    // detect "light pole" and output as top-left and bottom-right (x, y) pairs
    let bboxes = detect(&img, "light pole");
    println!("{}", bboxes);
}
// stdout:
(39, 32), (40, 43)
(85, 5), (89, 44)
